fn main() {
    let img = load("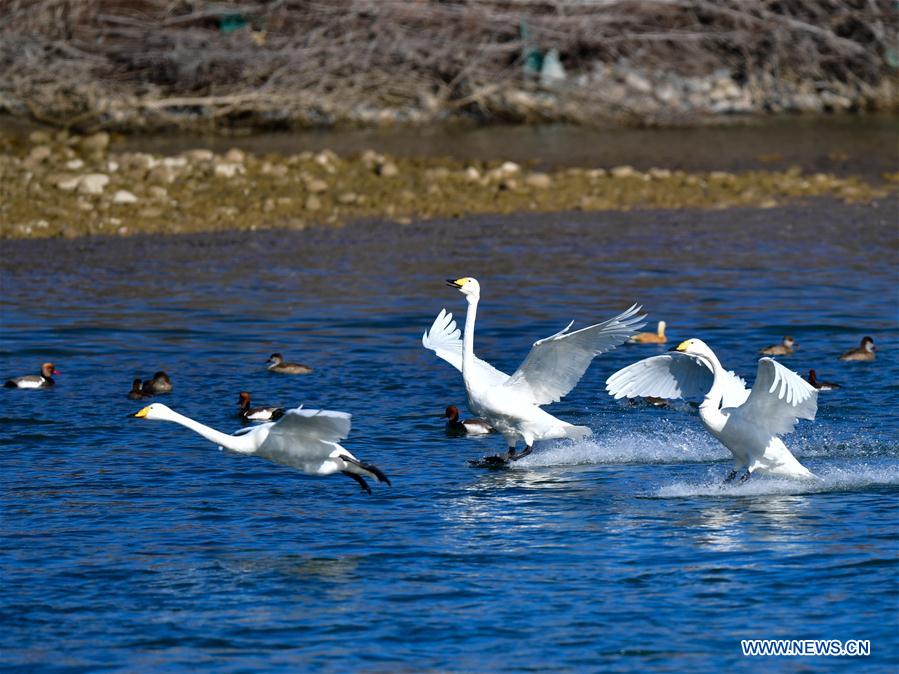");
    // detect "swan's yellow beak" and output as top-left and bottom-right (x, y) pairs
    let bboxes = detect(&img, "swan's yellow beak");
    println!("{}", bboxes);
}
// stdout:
(446, 277), (468, 289)
(133, 406), (150, 418)
(675, 340), (691, 352)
